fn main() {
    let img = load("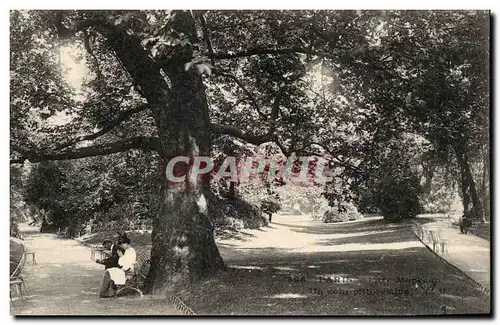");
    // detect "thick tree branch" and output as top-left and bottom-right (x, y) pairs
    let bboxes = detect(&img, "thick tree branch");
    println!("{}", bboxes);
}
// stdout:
(10, 136), (159, 165)
(212, 69), (267, 119)
(273, 137), (290, 156)
(268, 73), (303, 134)
(268, 85), (287, 134)
(211, 46), (318, 60)
(54, 12), (102, 37)
(198, 12), (215, 67)
(211, 124), (271, 146)
(54, 12), (170, 104)
(53, 103), (148, 151)
(210, 45), (386, 75)
(294, 142), (363, 173)
(212, 71), (303, 153)
(82, 29), (104, 82)
(295, 142), (342, 159)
